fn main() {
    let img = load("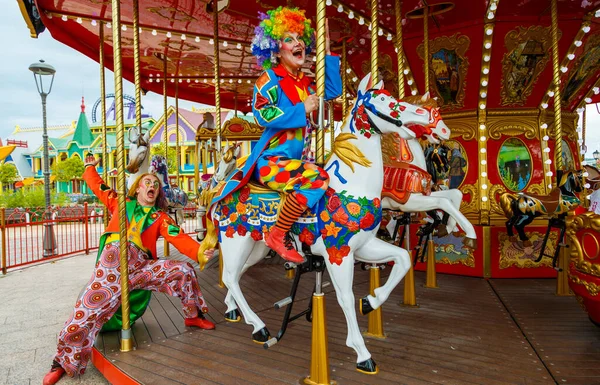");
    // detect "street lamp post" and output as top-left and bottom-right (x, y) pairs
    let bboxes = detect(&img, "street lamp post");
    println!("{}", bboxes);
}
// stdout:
(29, 59), (57, 257)
(594, 150), (600, 167)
